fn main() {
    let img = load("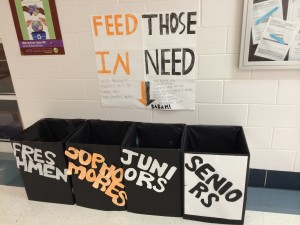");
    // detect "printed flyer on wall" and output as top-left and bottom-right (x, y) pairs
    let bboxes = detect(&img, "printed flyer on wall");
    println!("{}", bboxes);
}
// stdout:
(287, 0), (300, 60)
(252, 0), (283, 45)
(255, 17), (298, 61)
(9, 0), (64, 55)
